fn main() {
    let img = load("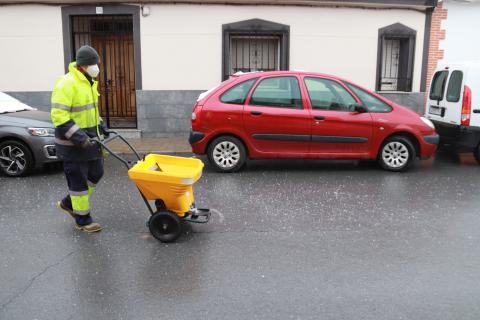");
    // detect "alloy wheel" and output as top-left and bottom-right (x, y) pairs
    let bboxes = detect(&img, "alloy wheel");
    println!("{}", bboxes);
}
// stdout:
(382, 142), (409, 169)
(0, 145), (27, 175)
(212, 141), (240, 169)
